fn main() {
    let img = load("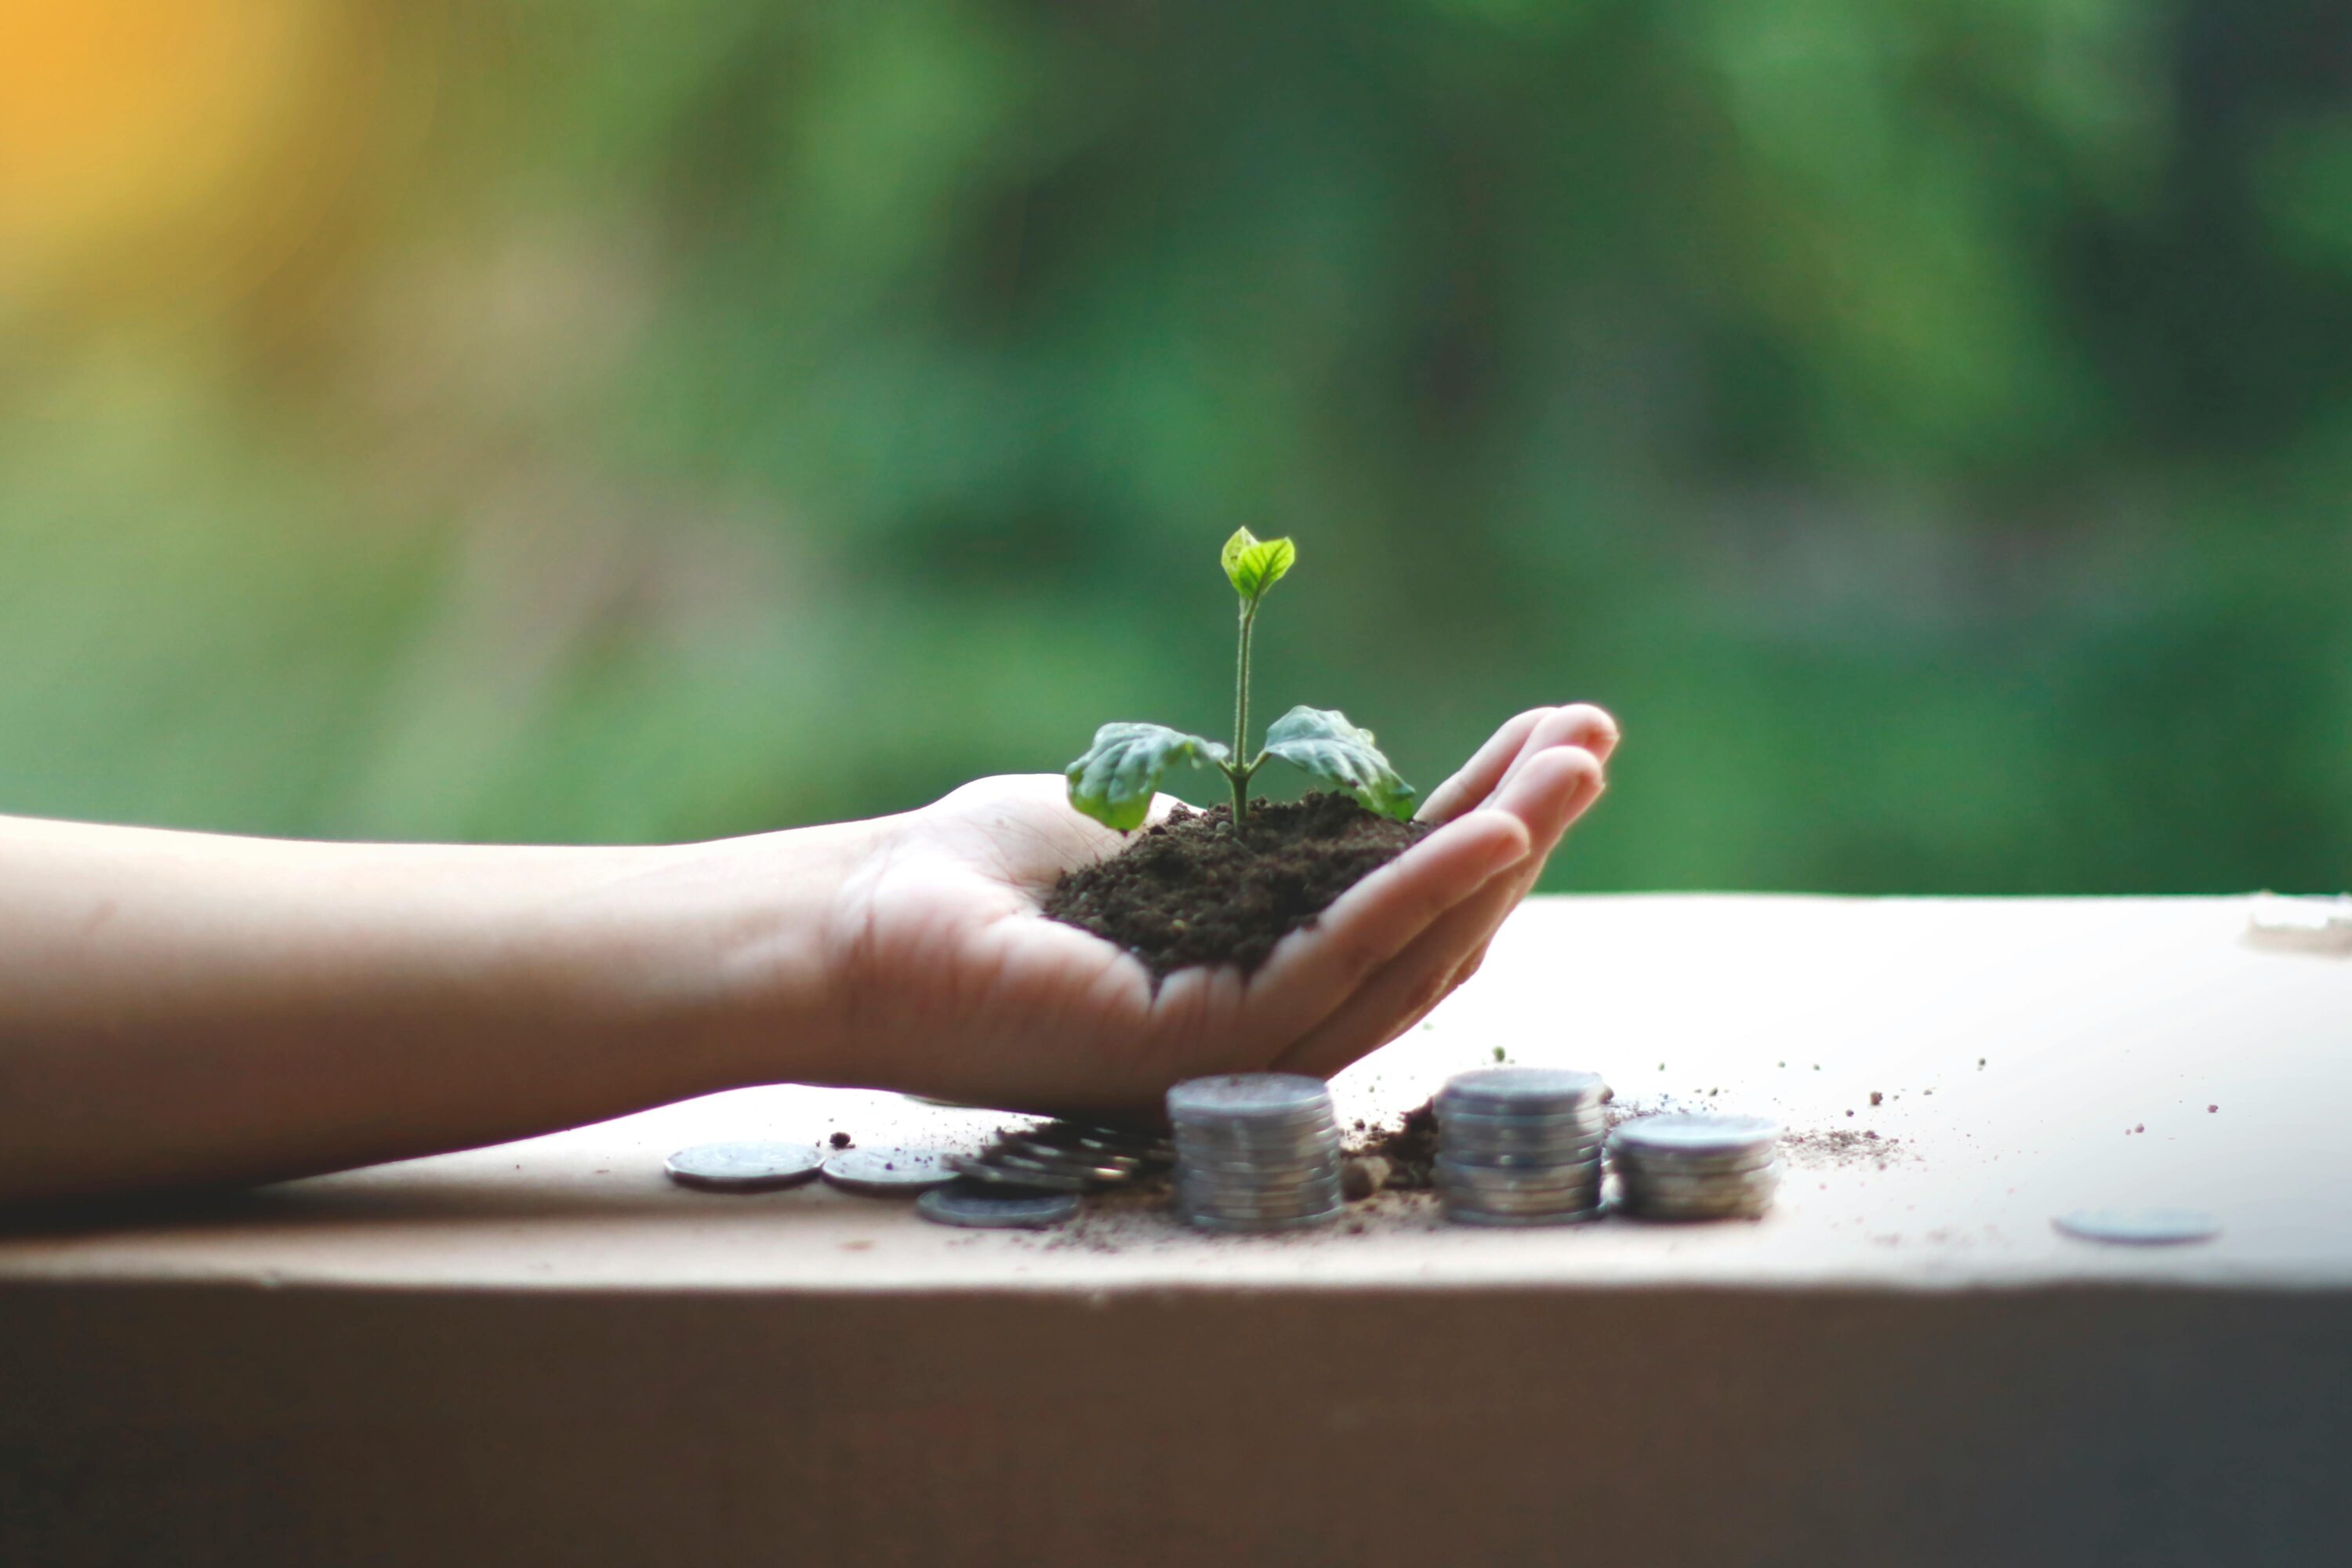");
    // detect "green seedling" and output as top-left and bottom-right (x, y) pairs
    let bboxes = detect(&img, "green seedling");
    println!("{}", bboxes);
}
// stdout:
(1065, 529), (1417, 837)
